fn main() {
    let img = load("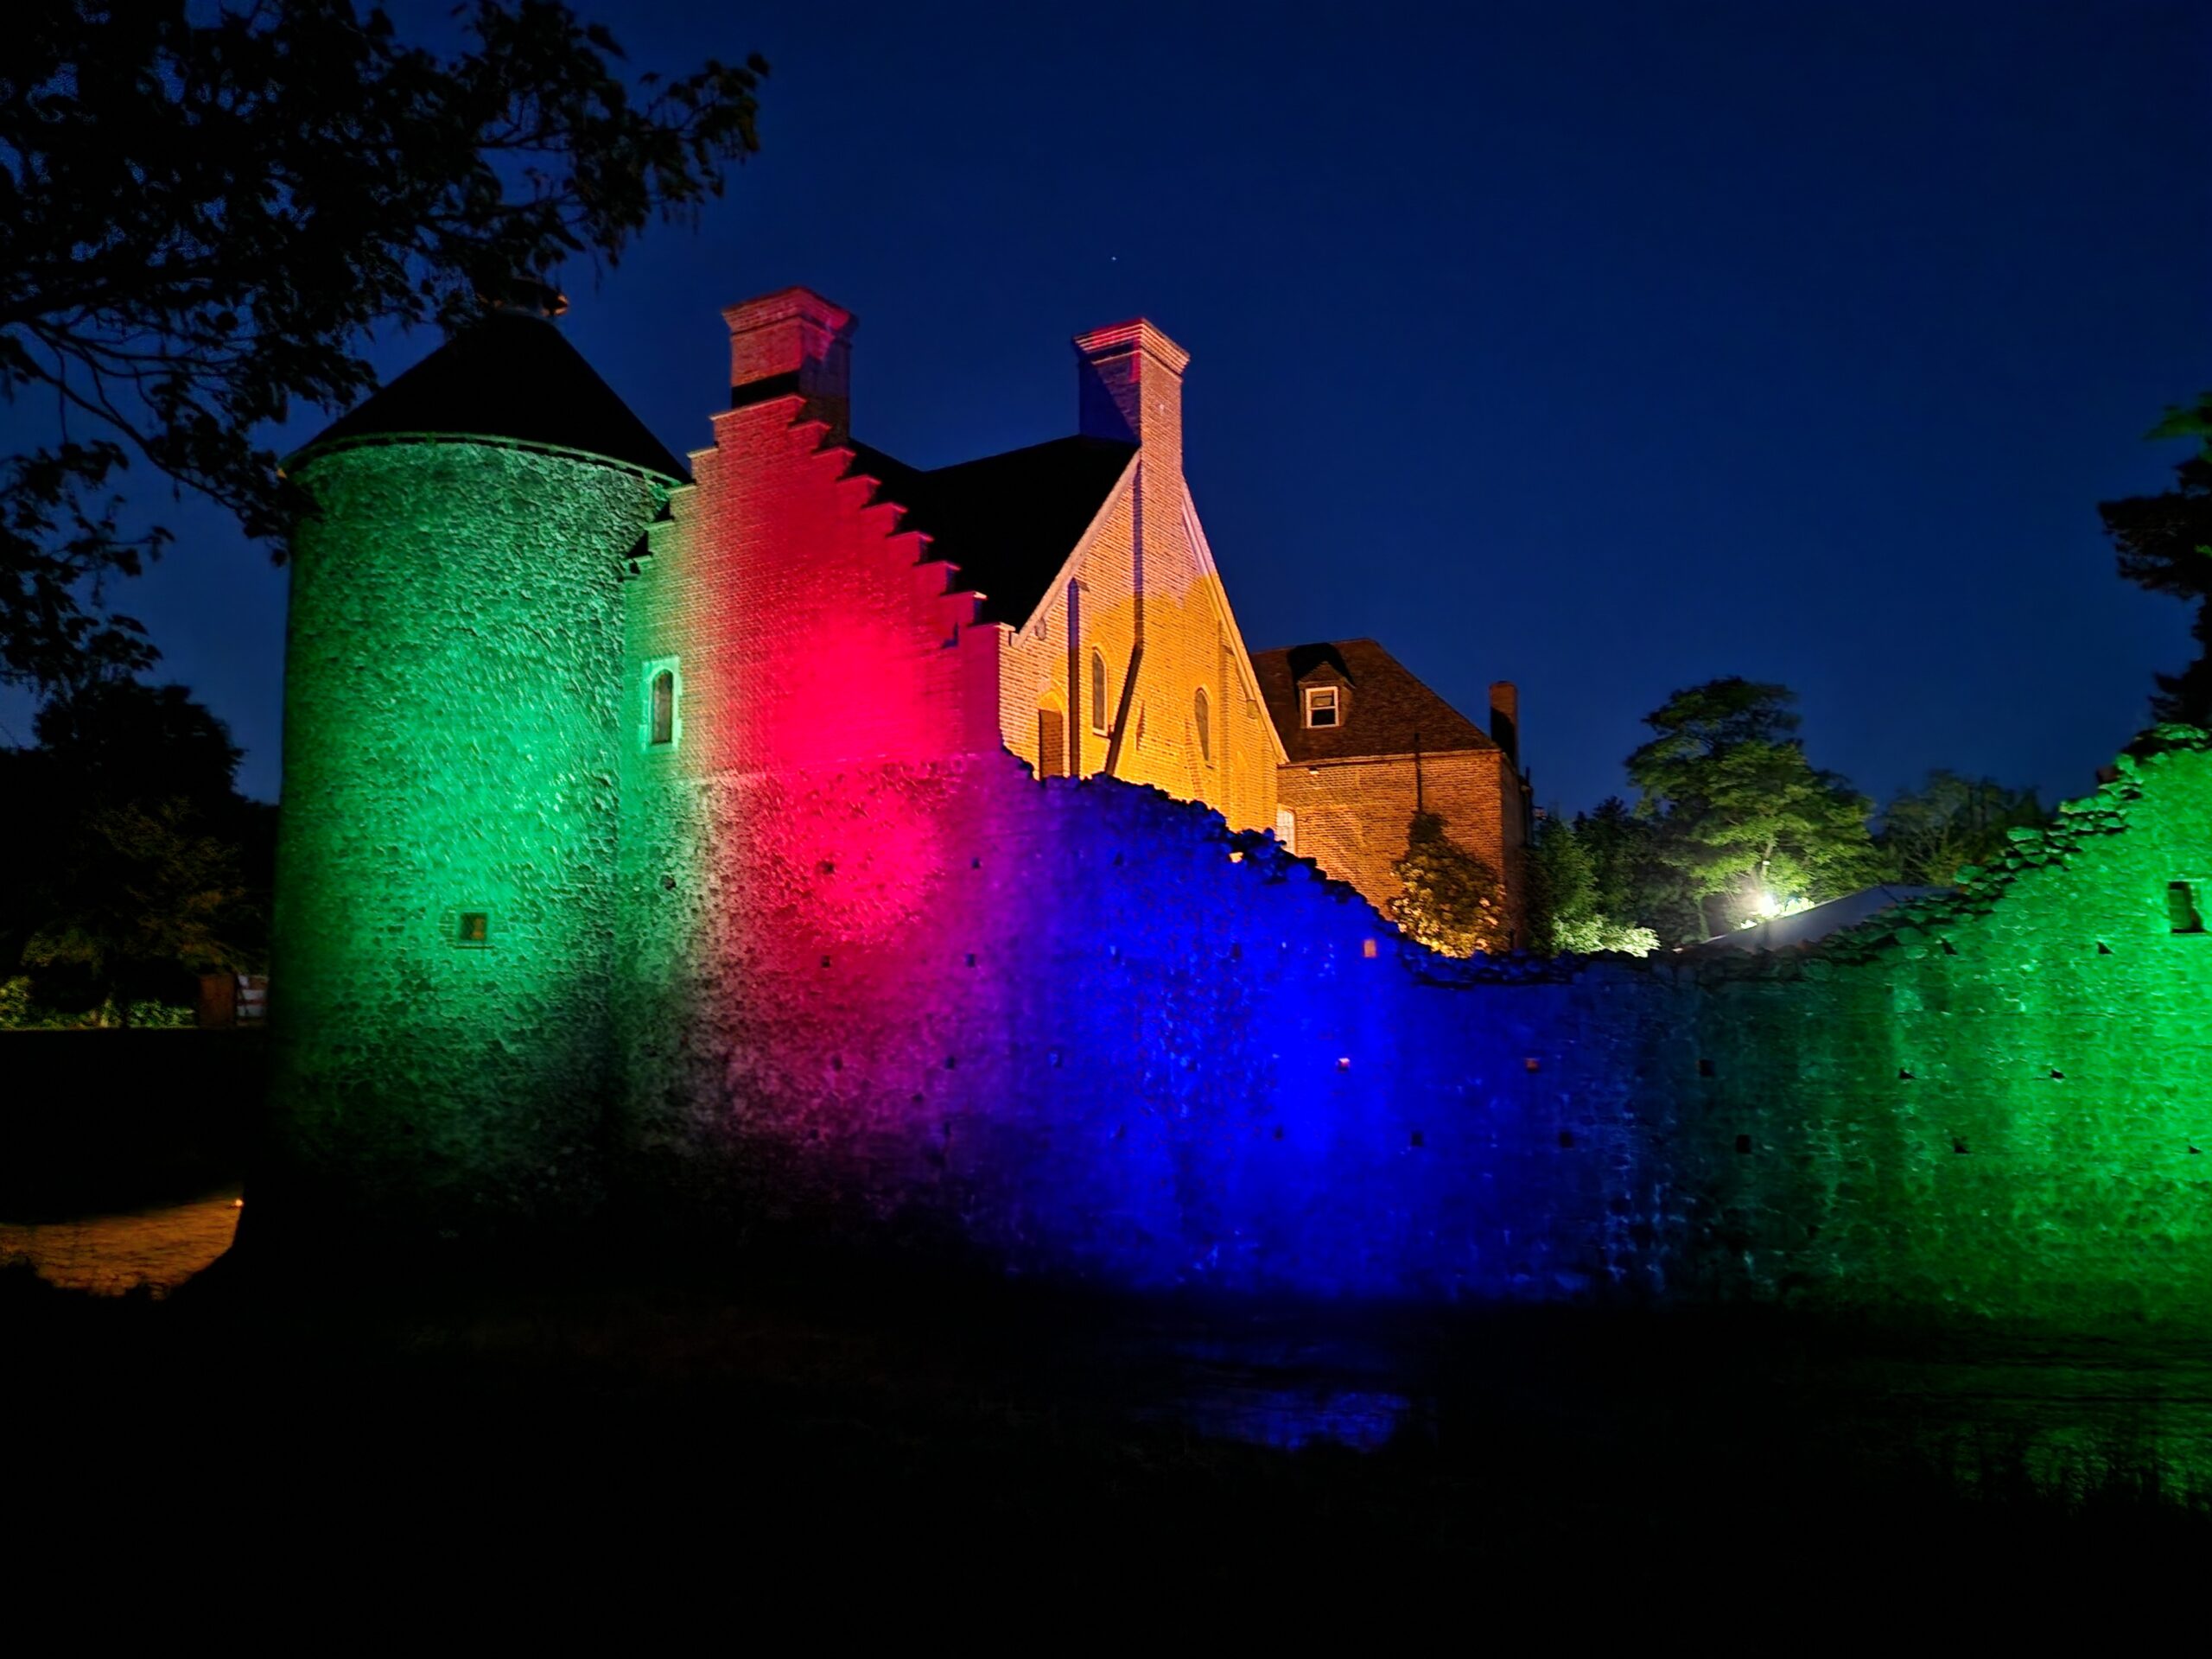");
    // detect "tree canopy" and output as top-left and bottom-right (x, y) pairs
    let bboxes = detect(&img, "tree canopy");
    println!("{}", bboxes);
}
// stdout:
(1, 0), (767, 686)
(1626, 677), (1888, 938)
(1, 678), (273, 1023)
(1524, 813), (1658, 957)
(1878, 772), (2044, 887)
(2099, 395), (2212, 728)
